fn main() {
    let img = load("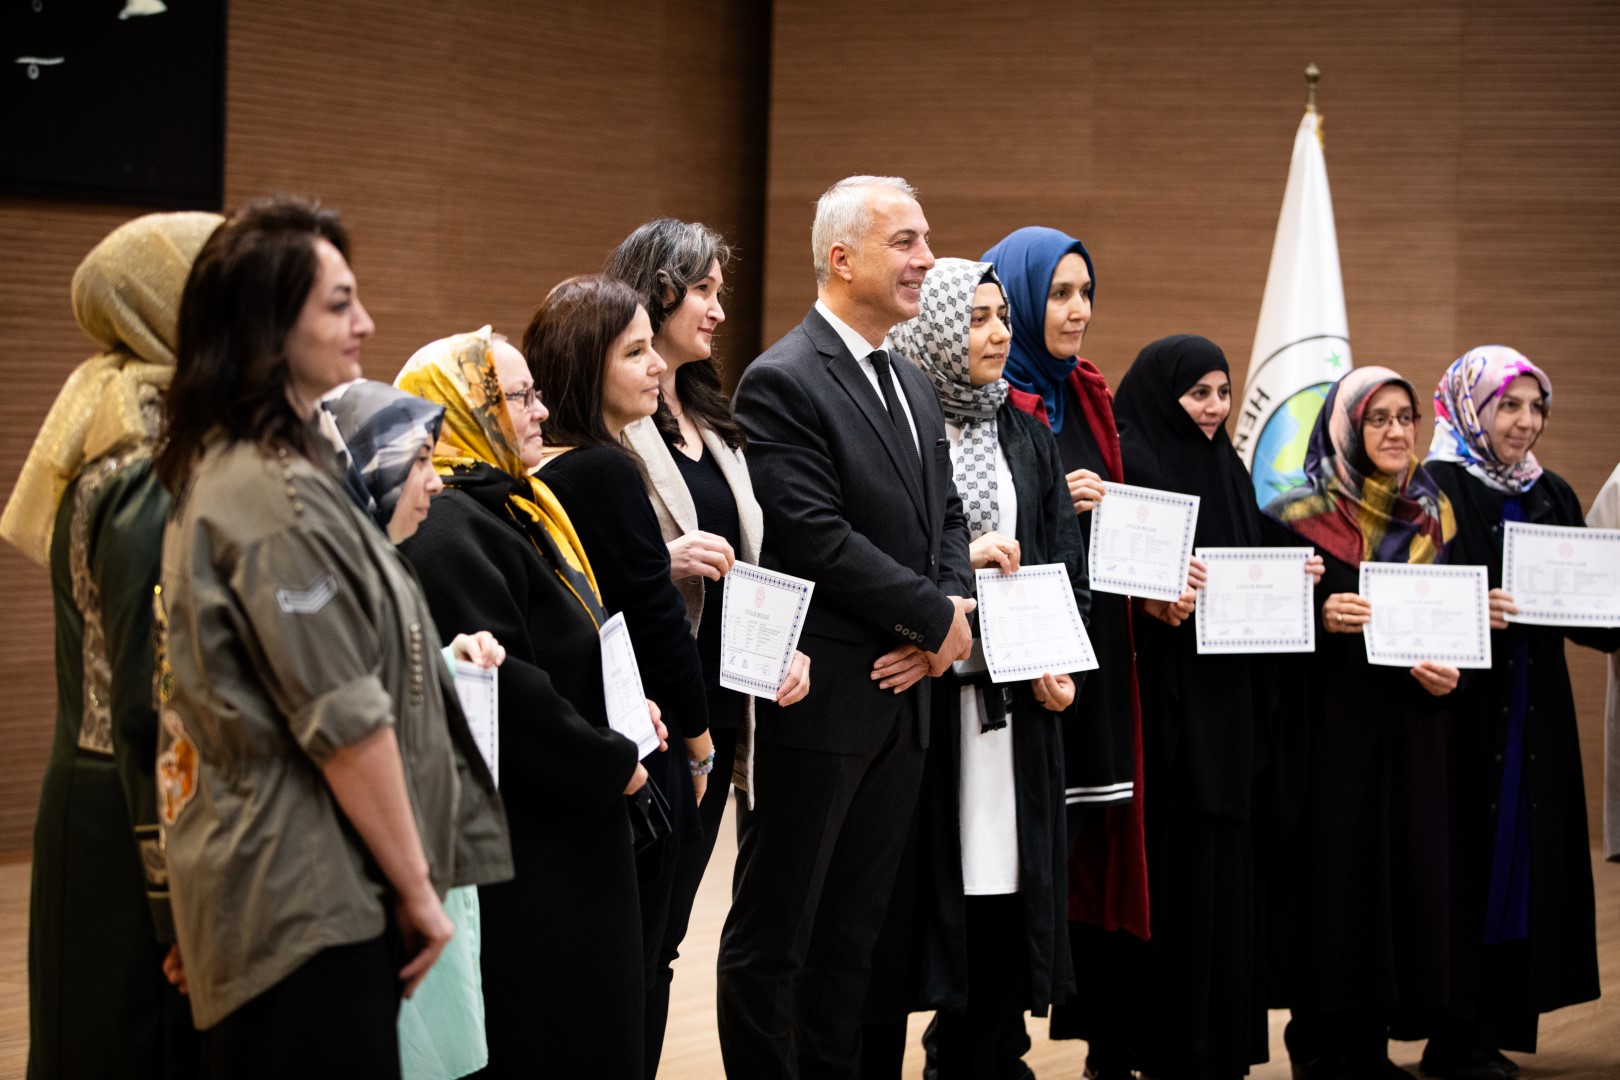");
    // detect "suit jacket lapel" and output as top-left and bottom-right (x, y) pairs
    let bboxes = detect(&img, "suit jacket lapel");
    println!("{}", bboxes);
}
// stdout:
(894, 356), (943, 523)
(810, 314), (928, 526)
